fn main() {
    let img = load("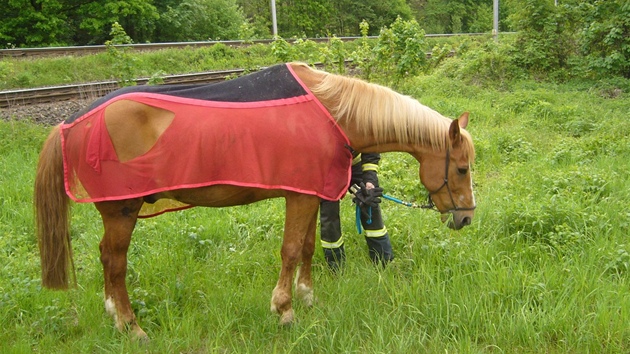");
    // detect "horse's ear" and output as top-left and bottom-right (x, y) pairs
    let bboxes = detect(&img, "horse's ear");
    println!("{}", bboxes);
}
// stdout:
(449, 118), (462, 145)
(458, 112), (469, 129)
